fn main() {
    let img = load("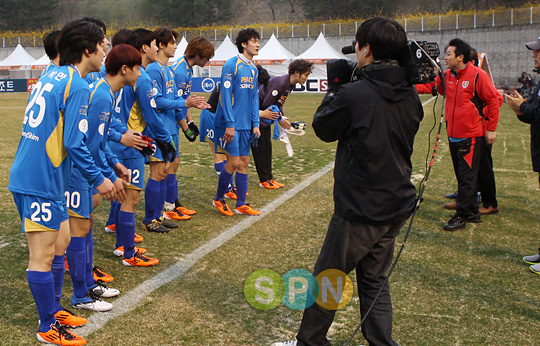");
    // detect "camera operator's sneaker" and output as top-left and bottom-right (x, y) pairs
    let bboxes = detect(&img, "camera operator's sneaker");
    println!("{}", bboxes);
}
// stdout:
(122, 250), (159, 267)
(213, 199), (234, 216)
(163, 209), (191, 220)
(523, 249), (540, 264)
(90, 282), (120, 298)
(144, 219), (170, 233)
(37, 321), (87, 345)
(54, 308), (87, 328)
(71, 293), (113, 312)
(530, 263), (540, 275)
(235, 204), (261, 216)
(92, 266), (114, 283)
(104, 224), (115, 233)
(114, 246), (147, 257)
(443, 214), (466, 231)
